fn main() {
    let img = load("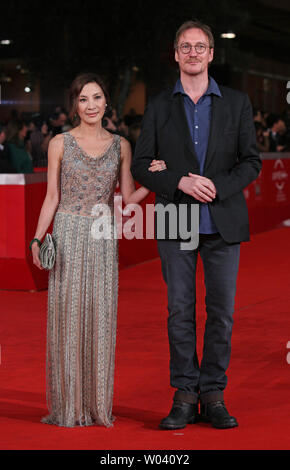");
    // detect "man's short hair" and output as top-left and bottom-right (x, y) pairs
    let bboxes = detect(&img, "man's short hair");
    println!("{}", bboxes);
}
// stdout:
(266, 113), (283, 128)
(174, 19), (215, 50)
